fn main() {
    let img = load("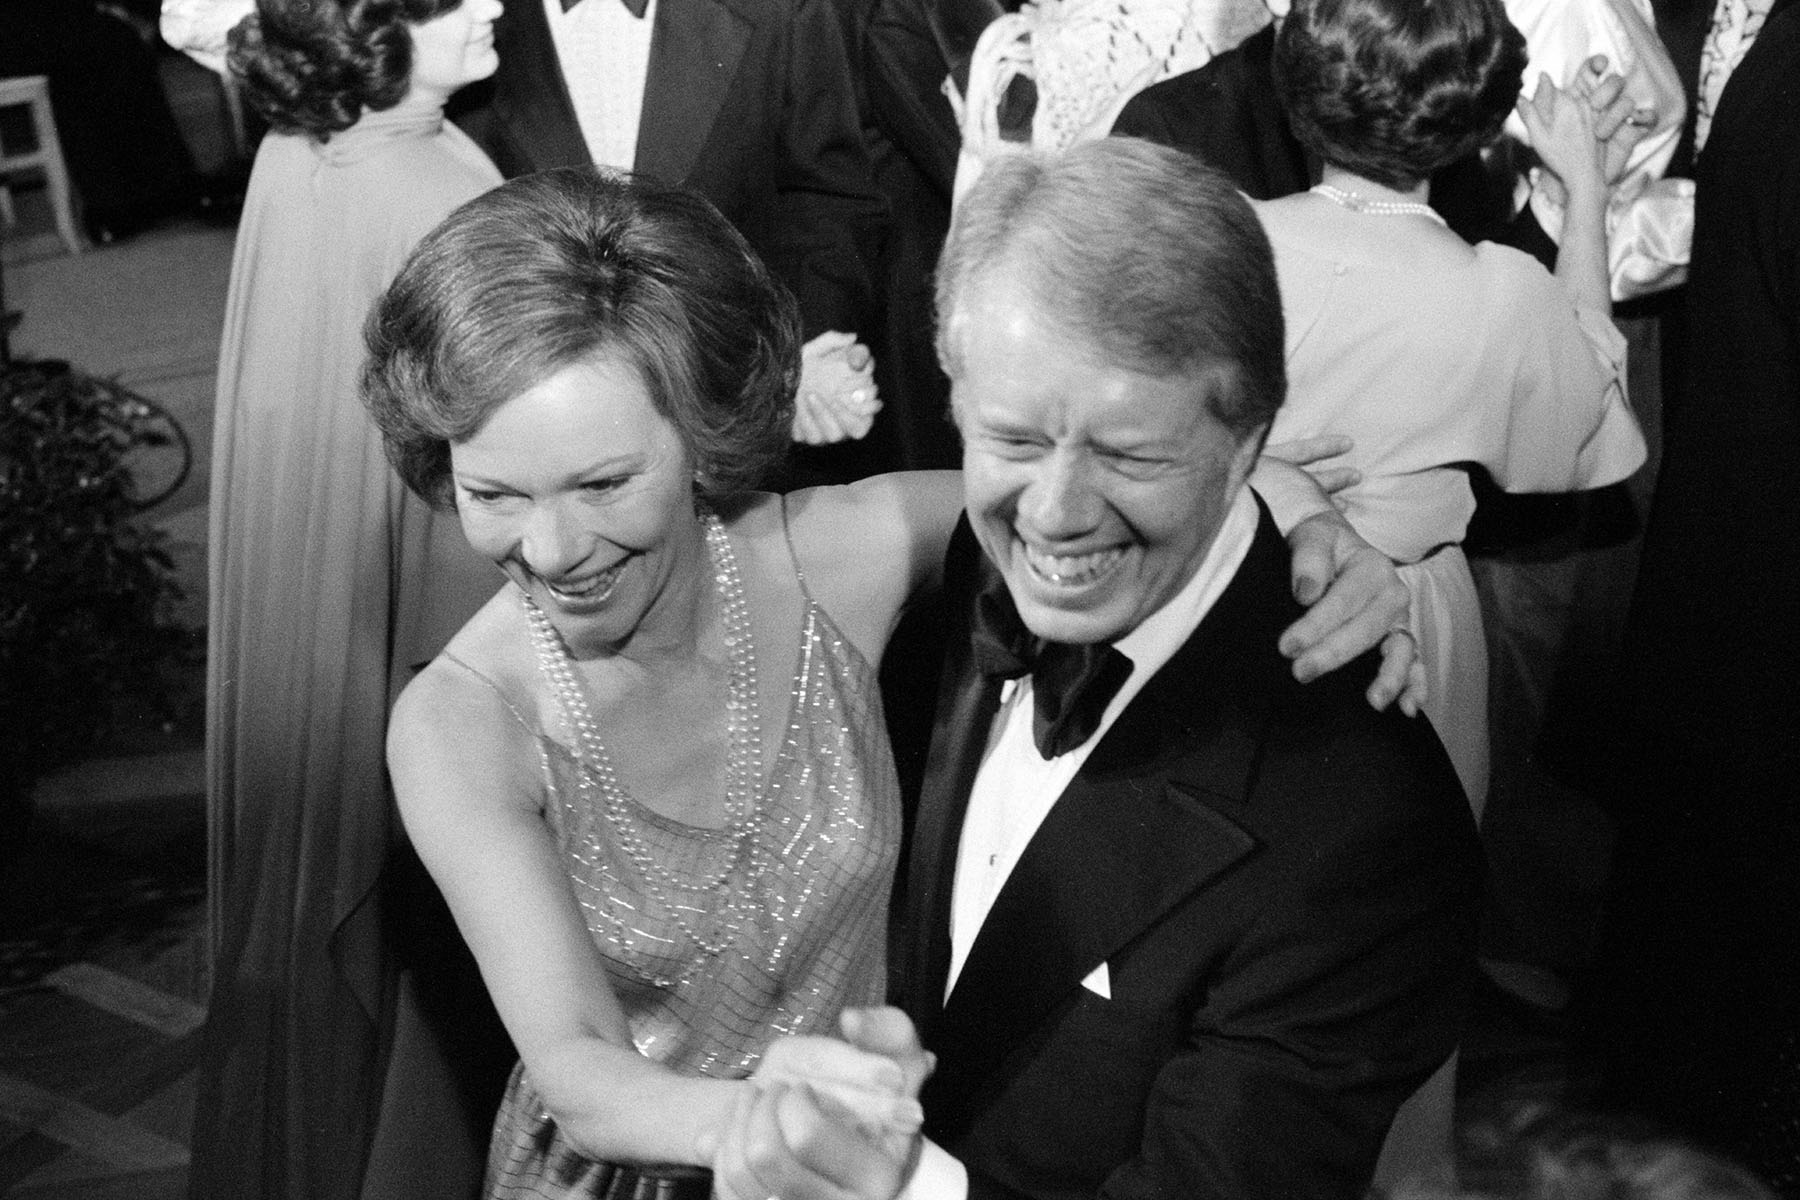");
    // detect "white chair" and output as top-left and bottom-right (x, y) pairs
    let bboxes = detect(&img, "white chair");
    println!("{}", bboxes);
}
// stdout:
(0, 75), (84, 255)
